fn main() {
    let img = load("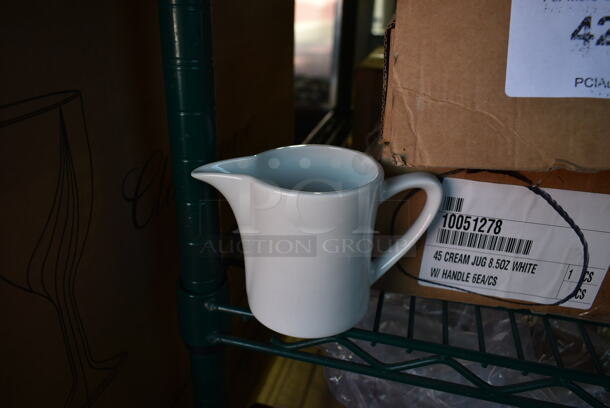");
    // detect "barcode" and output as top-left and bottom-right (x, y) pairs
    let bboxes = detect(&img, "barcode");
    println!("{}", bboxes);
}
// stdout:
(436, 228), (533, 255)
(441, 196), (464, 212)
